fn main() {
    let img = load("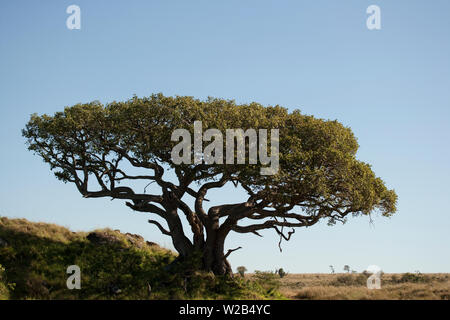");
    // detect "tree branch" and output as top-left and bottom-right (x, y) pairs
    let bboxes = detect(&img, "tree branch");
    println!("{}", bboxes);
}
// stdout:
(148, 219), (171, 236)
(224, 246), (242, 259)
